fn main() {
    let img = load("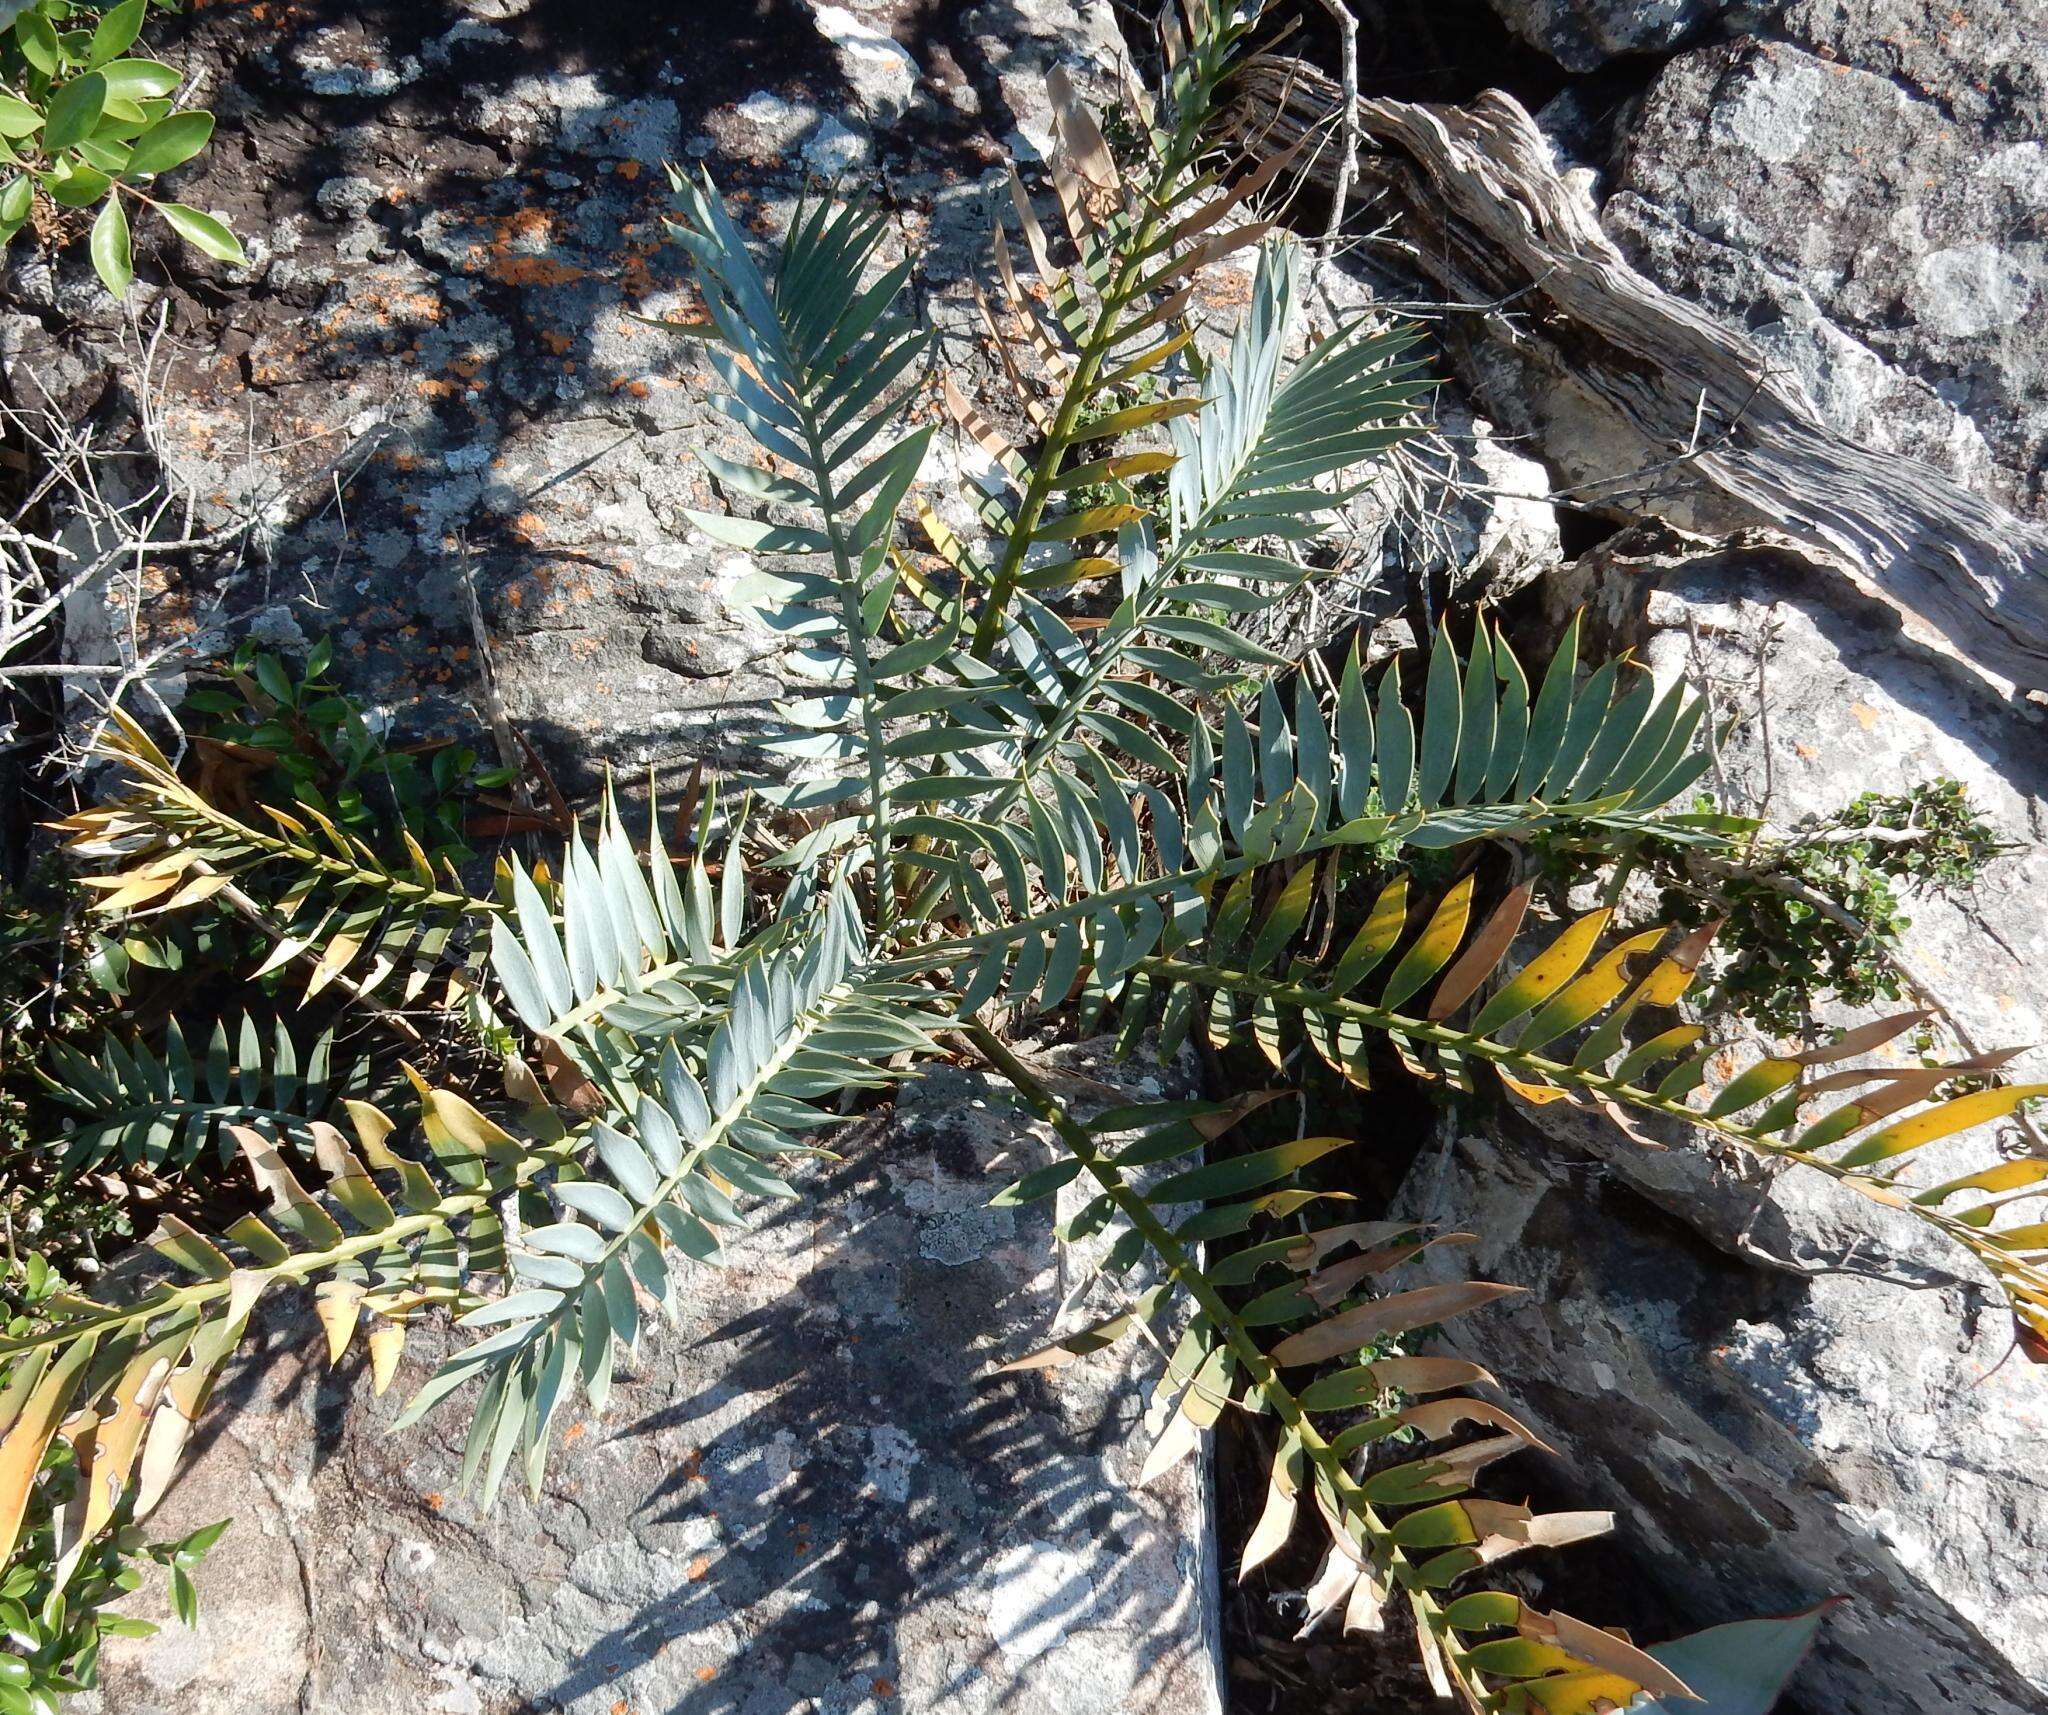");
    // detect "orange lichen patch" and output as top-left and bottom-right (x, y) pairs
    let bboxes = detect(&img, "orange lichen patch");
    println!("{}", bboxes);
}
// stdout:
(422, 1492), (445, 1511)
(541, 329), (576, 354)
(418, 377), (465, 399)
(615, 160), (643, 181)
(248, 354), (299, 387)
(1793, 741), (1820, 761)
(871, 1680), (897, 1698)
(1849, 701), (1883, 731)
(504, 207), (553, 245)
(686, 1556), (712, 1582)
(317, 279), (445, 341)
(693, 1667), (716, 1685)
(449, 354), (485, 379)
(474, 205), (593, 287)
(564, 1421), (586, 1444)
(491, 253), (589, 288)
(1196, 267), (1256, 310)
(678, 1447), (706, 1483)
(507, 512), (550, 545)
